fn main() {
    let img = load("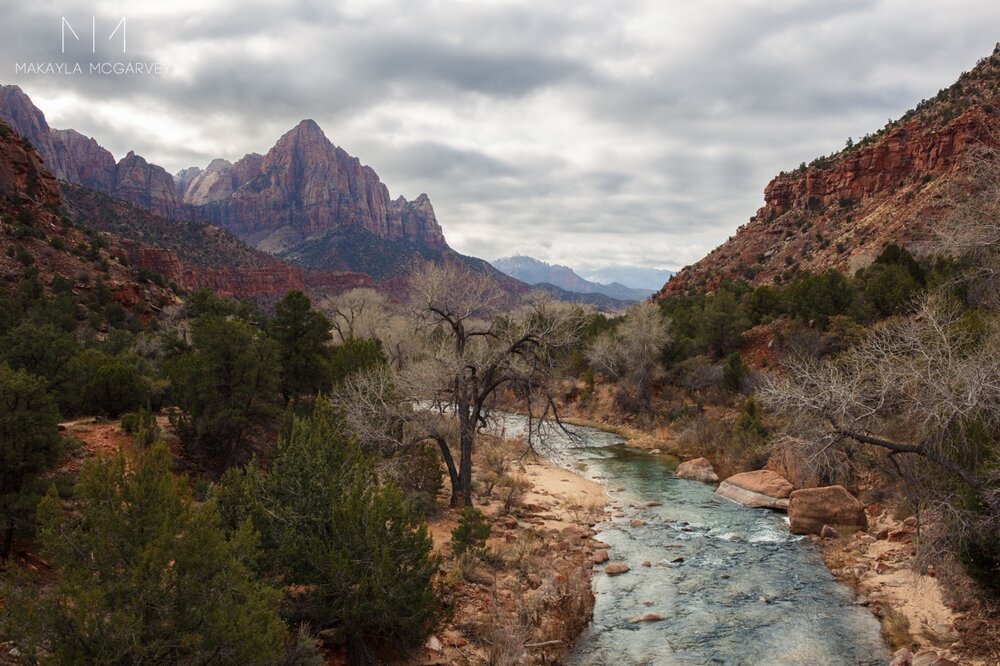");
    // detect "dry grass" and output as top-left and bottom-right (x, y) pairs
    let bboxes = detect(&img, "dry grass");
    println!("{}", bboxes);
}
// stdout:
(878, 604), (913, 650)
